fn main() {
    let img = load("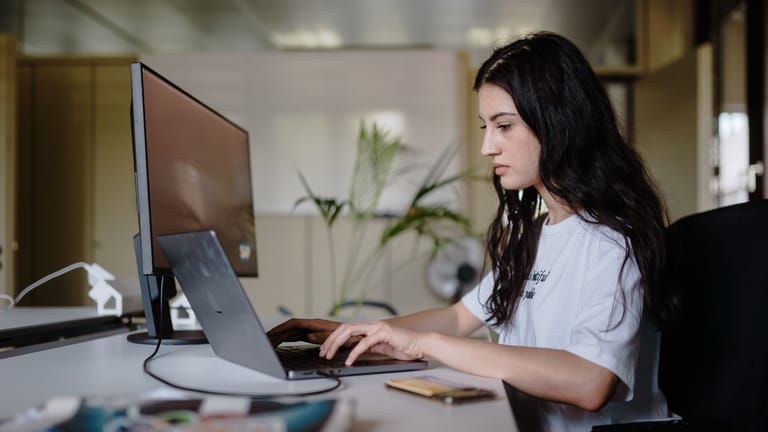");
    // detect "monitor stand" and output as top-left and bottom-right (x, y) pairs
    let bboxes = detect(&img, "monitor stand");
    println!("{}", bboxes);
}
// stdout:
(127, 234), (207, 345)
